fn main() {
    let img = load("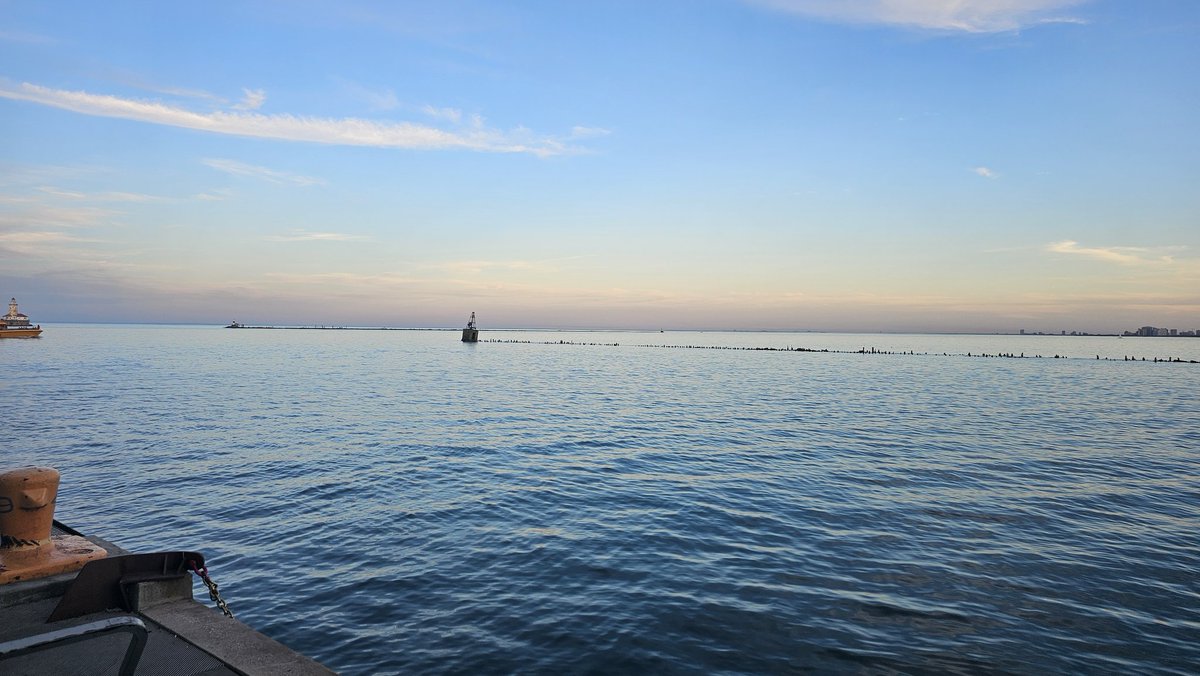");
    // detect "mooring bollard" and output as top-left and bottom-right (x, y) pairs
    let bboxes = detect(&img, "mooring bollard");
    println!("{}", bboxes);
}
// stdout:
(0, 466), (60, 549)
(0, 466), (108, 584)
